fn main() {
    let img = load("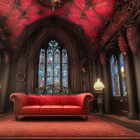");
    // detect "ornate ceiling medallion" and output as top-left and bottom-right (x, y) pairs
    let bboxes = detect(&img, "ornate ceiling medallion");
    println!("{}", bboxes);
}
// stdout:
(35, 0), (69, 14)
